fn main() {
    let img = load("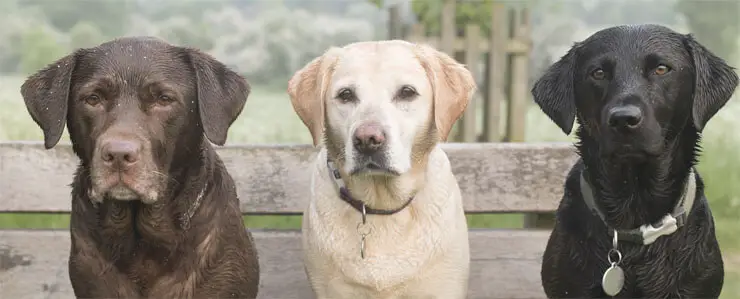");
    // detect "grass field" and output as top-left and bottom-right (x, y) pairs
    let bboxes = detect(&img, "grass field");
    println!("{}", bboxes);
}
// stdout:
(1, 74), (739, 297)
